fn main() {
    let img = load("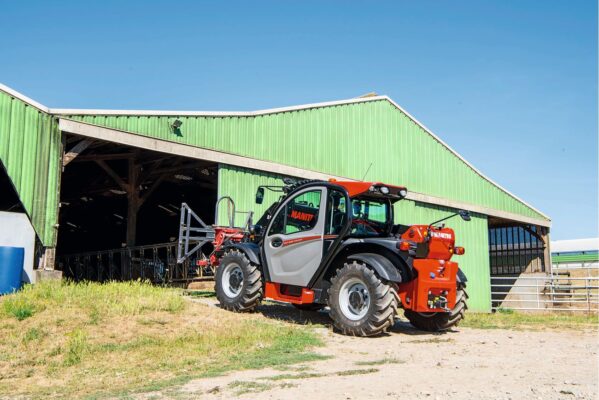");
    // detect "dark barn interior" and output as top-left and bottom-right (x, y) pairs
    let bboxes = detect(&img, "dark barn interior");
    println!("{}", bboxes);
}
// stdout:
(56, 135), (218, 282)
